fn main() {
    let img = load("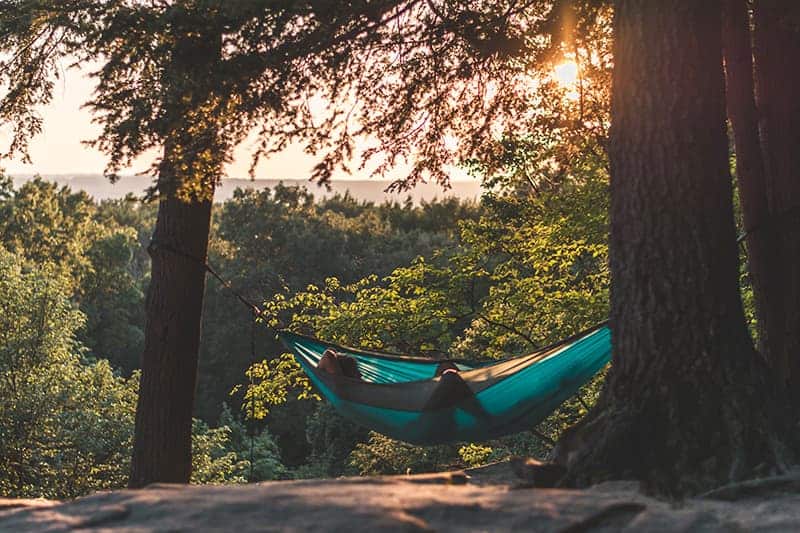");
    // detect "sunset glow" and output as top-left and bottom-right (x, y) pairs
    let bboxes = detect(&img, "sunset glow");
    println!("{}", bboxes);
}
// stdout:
(553, 60), (580, 98)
